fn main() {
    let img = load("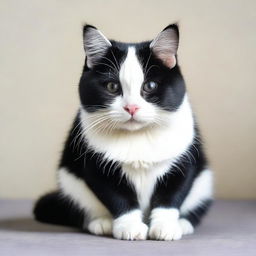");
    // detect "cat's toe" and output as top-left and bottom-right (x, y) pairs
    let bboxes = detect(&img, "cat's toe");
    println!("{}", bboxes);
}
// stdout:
(179, 218), (194, 235)
(113, 221), (148, 240)
(88, 217), (113, 236)
(149, 220), (182, 241)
